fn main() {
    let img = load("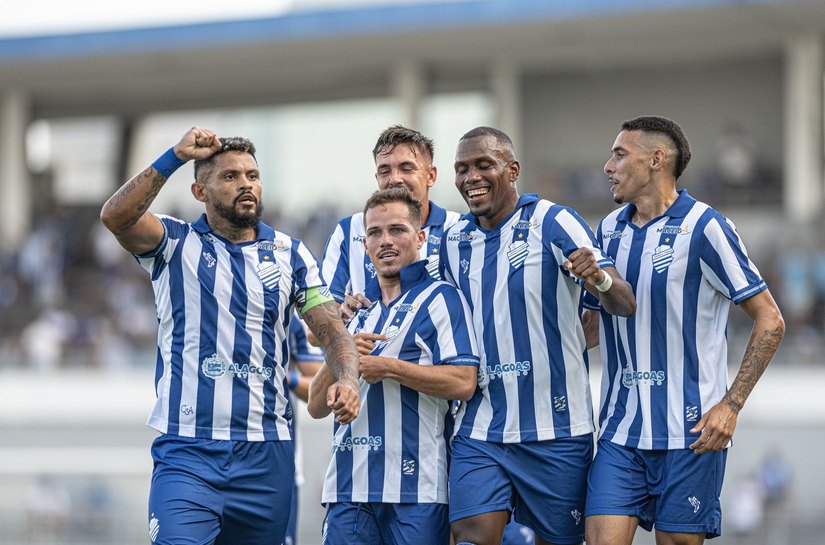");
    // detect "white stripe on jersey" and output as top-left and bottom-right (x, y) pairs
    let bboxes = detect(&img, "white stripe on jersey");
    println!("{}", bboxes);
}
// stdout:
(321, 202), (460, 301)
(322, 261), (478, 504)
(442, 194), (610, 443)
(592, 190), (766, 449)
(138, 214), (325, 442)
